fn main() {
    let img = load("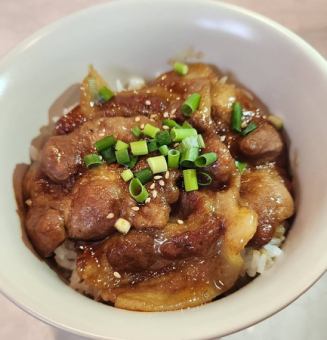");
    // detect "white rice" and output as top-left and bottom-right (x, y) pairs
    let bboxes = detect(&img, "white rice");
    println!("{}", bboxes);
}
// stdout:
(243, 225), (286, 277)
(54, 240), (77, 271)
(113, 77), (146, 92)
